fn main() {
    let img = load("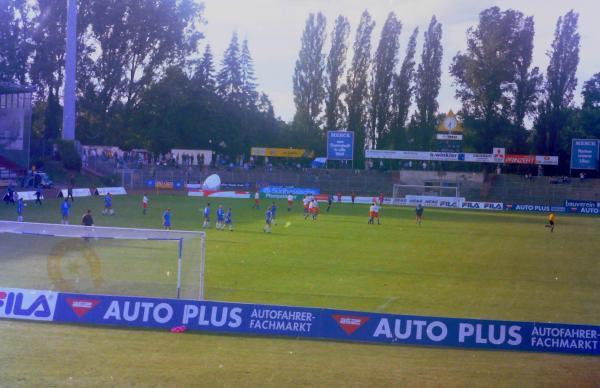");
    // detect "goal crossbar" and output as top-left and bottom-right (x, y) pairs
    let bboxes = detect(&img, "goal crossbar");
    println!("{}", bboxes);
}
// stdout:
(0, 221), (206, 300)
